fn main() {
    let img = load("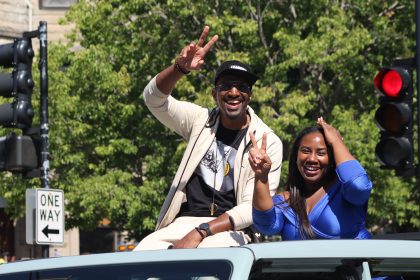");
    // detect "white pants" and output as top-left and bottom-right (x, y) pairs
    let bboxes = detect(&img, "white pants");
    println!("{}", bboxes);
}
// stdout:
(133, 216), (250, 251)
